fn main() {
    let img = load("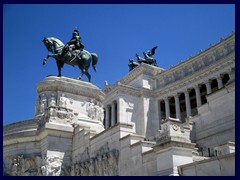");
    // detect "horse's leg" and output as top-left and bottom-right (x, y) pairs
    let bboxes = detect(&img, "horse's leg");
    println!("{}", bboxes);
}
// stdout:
(43, 54), (58, 65)
(78, 72), (83, 80)
(58, 65), (61, 77)
(78, 66), (84, 80)
(43, 55), (50, 65)
(57, 61), (63, 77)
(85, 71), (91, 82)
